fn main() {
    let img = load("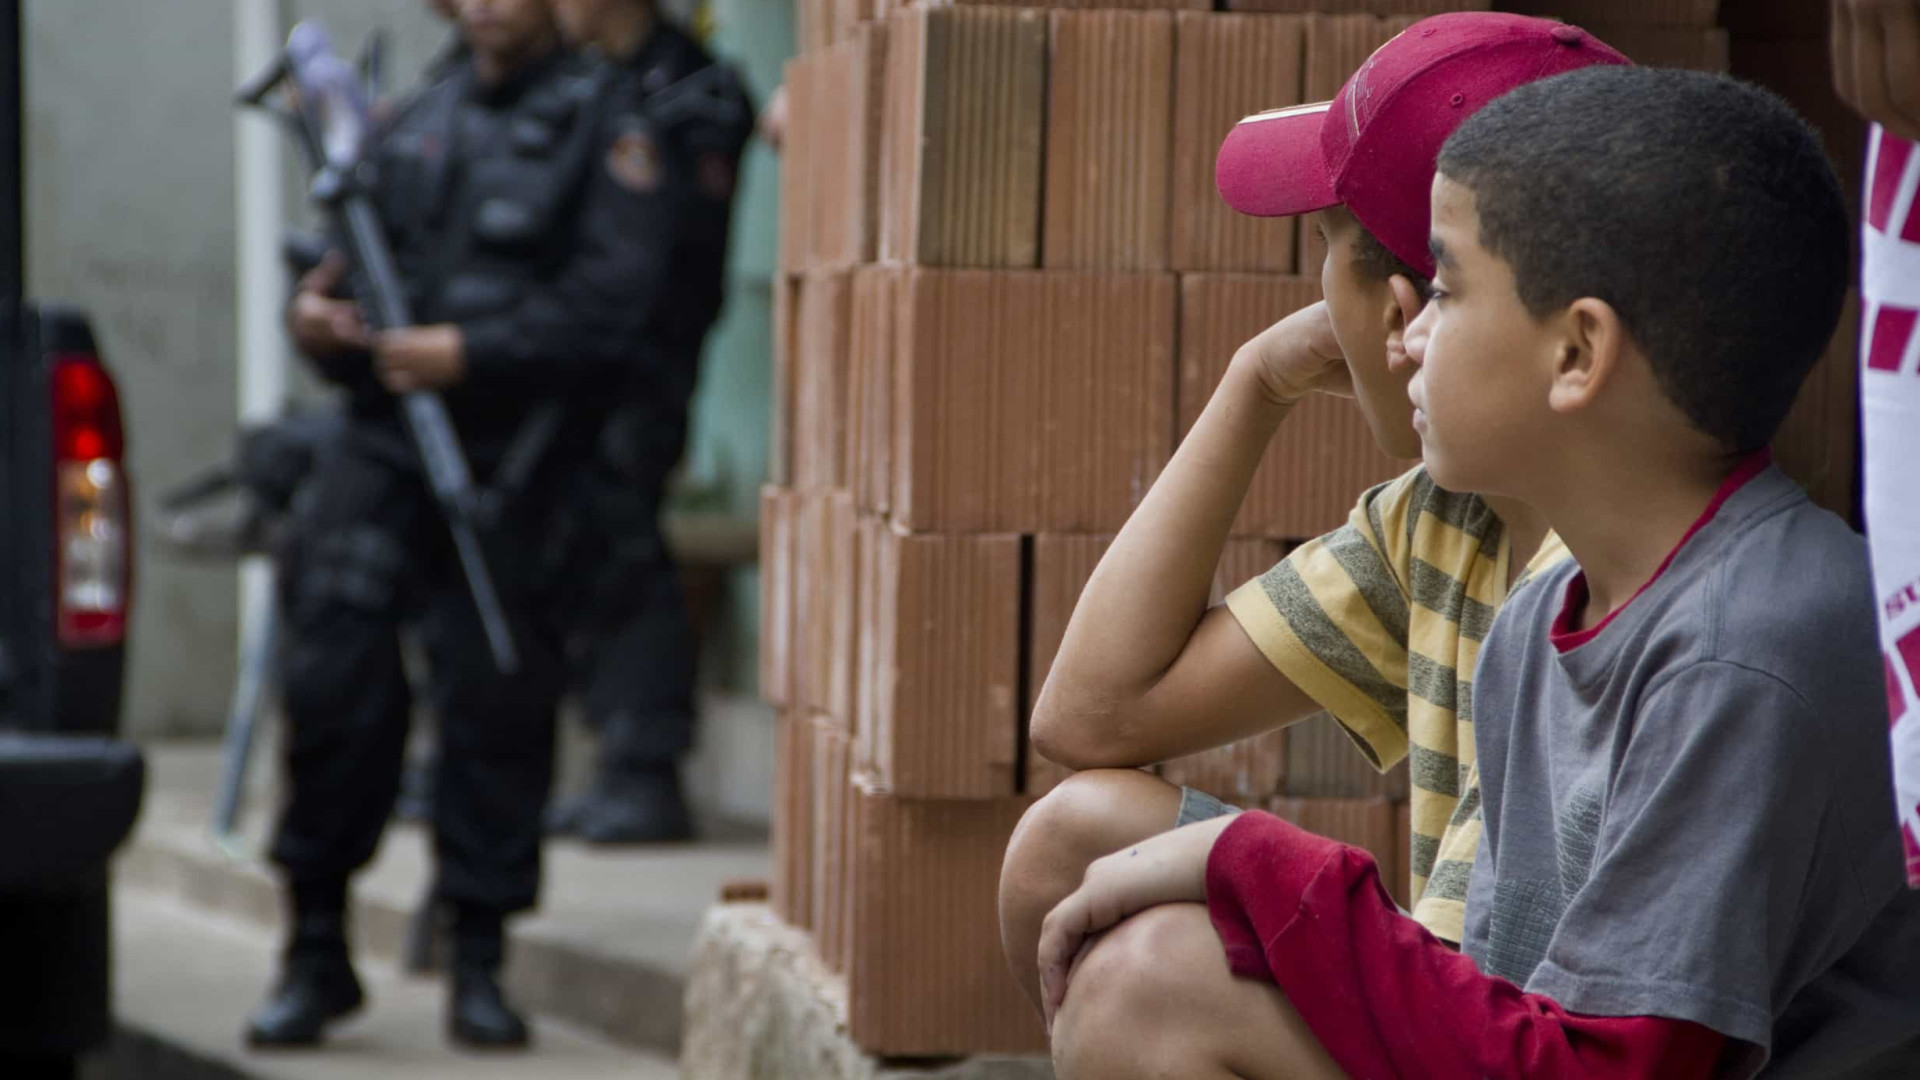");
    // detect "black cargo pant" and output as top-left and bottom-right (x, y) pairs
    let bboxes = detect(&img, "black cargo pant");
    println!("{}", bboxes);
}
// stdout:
(561, 410), (696, 766)
(269, 430), (568, 915)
